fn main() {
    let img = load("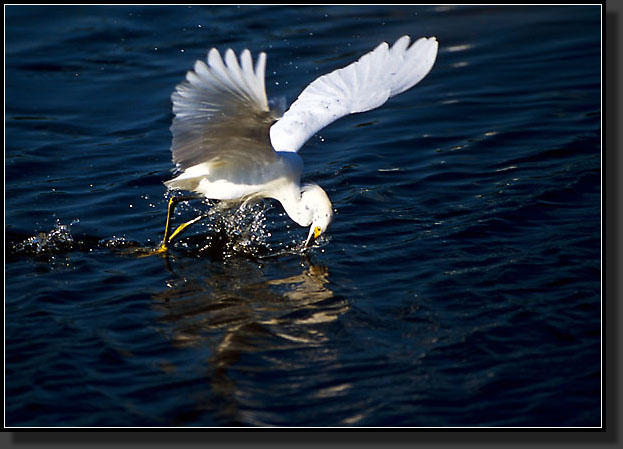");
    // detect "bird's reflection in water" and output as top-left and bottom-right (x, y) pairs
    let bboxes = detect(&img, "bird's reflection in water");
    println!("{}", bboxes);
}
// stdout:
(151, 250), (350, 425)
